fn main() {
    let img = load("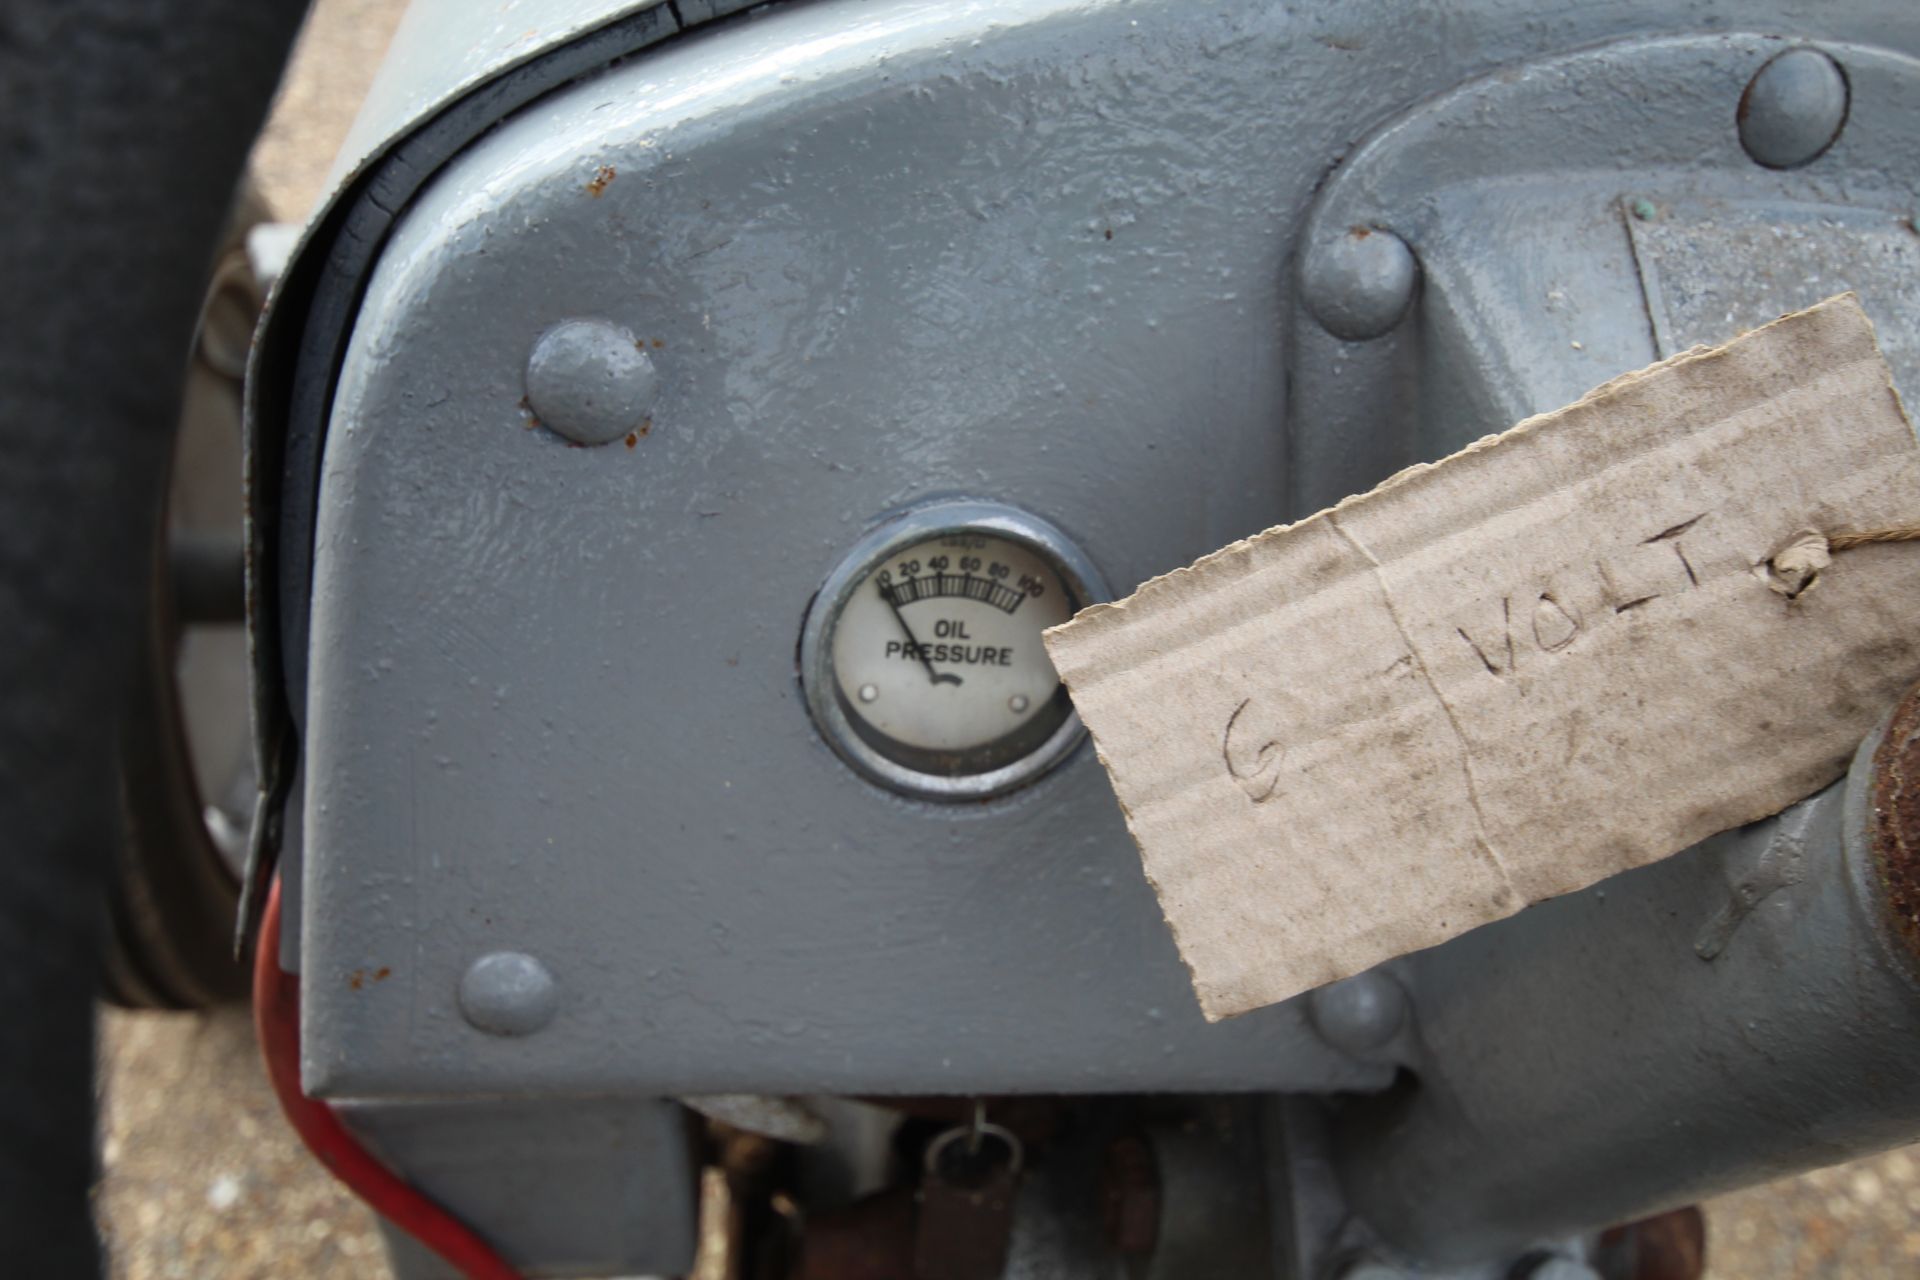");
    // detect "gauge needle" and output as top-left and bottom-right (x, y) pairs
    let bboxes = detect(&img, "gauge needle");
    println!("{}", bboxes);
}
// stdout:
(881, 583), (963, 686)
